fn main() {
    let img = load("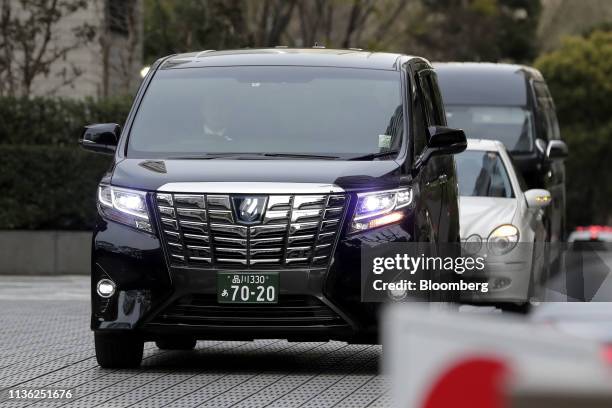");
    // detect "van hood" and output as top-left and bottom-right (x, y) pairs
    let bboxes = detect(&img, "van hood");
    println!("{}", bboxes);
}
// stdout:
(459, 196), (517, 238)
(111, 158), (402, 192)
